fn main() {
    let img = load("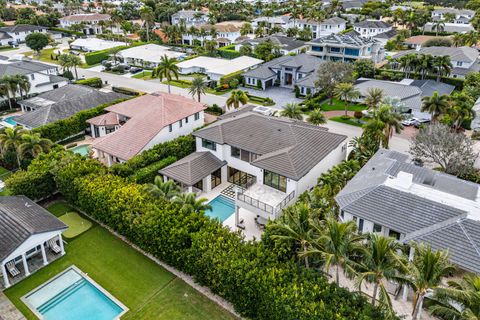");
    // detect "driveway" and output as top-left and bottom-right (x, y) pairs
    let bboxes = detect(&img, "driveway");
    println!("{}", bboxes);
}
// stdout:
(237, 86), (303, 108)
